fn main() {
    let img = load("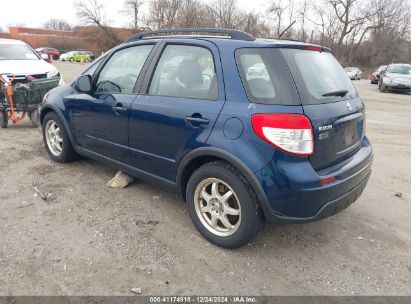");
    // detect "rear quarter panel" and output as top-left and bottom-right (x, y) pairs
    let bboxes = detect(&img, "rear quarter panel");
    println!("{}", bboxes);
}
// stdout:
(204, 41), (305, 173)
